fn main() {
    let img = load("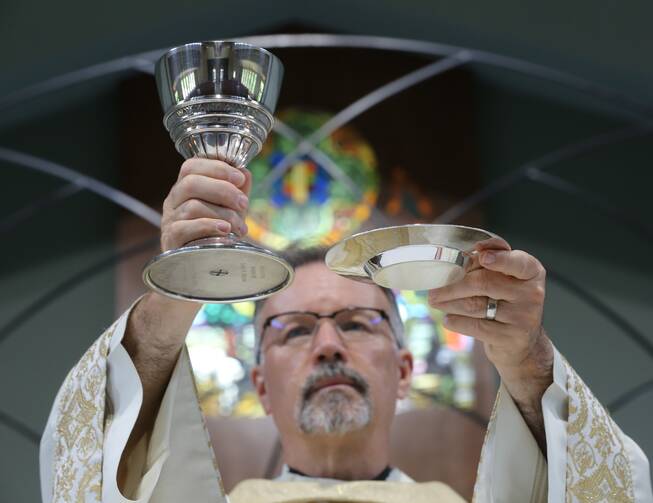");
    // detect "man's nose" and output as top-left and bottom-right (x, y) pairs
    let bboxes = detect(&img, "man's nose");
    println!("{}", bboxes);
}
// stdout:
(311, 320), (348, 364)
